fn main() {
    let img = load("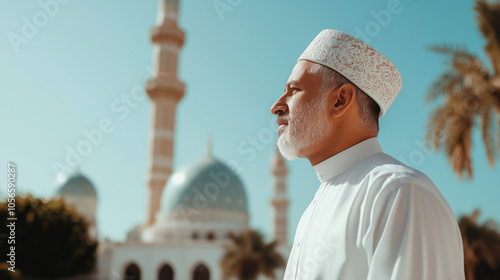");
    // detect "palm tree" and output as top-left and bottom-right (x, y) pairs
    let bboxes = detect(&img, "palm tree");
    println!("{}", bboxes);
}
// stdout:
(458, 209), (500, 279)
(220, 229), (285, 280)
(426, 0), (500, 178)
